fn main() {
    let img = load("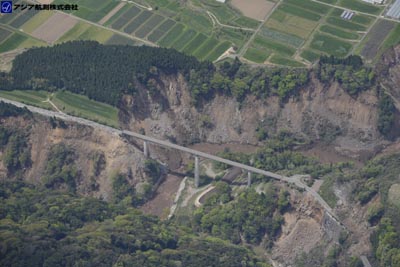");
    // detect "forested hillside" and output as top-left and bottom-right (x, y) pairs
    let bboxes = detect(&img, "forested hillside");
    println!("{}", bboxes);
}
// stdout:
(0, 180), (269, 267)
